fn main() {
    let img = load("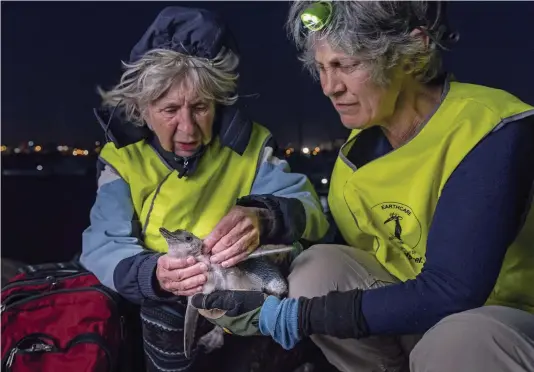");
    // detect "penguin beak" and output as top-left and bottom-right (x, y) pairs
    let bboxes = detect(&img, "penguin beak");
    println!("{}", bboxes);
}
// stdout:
(159, 227), (173, 239)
